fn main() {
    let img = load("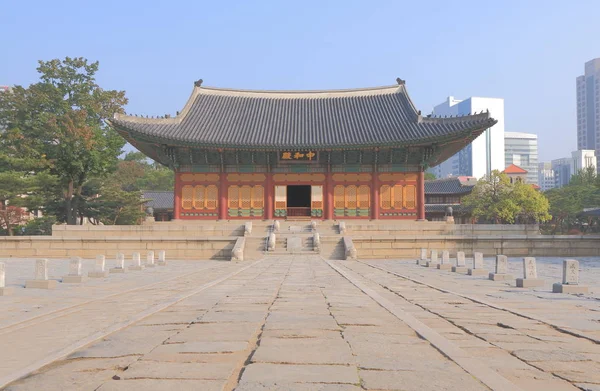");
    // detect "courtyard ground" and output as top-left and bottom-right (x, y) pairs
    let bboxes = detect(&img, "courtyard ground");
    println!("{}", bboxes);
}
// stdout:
(0, 256), (599, 390)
